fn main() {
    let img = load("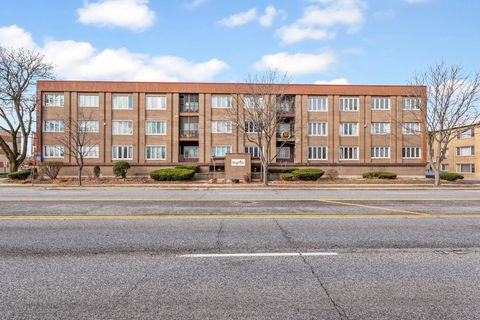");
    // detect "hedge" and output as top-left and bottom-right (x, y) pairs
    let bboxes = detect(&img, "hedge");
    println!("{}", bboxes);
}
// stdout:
(440, 172), (464, 181)
(281, 173), (296, 181)
(7, 170), (32, 180)
(292, 168), (324, 181)
(268, 167), (298, 174)
(113, 161), (130, 178)
(150, 168), (196, 181)
(362, 171), (397, 179)
(175, 165), (200, 173)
